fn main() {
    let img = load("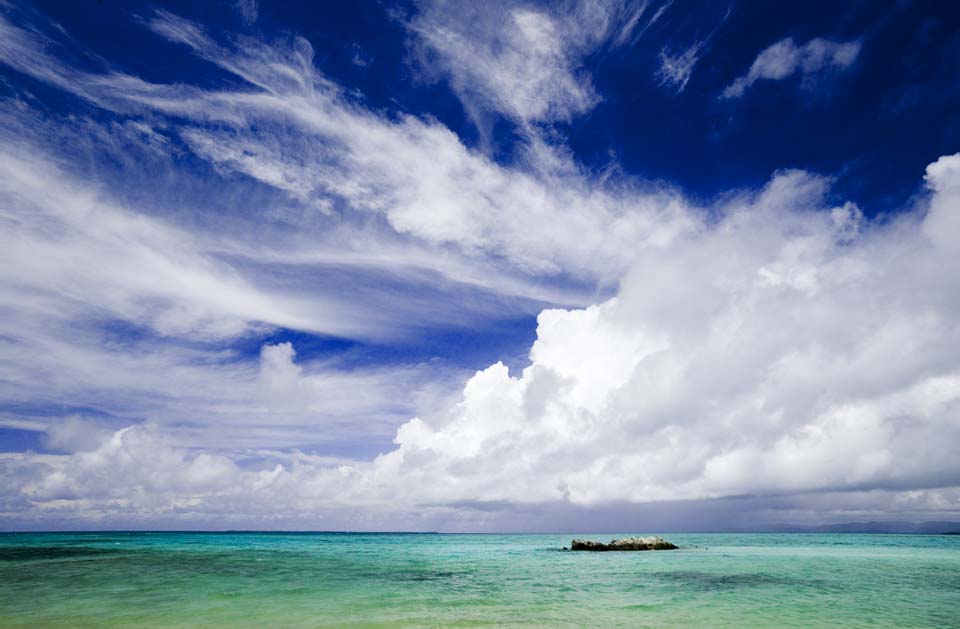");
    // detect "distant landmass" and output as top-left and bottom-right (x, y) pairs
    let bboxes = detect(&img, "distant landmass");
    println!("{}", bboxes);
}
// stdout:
(775, 521), (960, 535)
